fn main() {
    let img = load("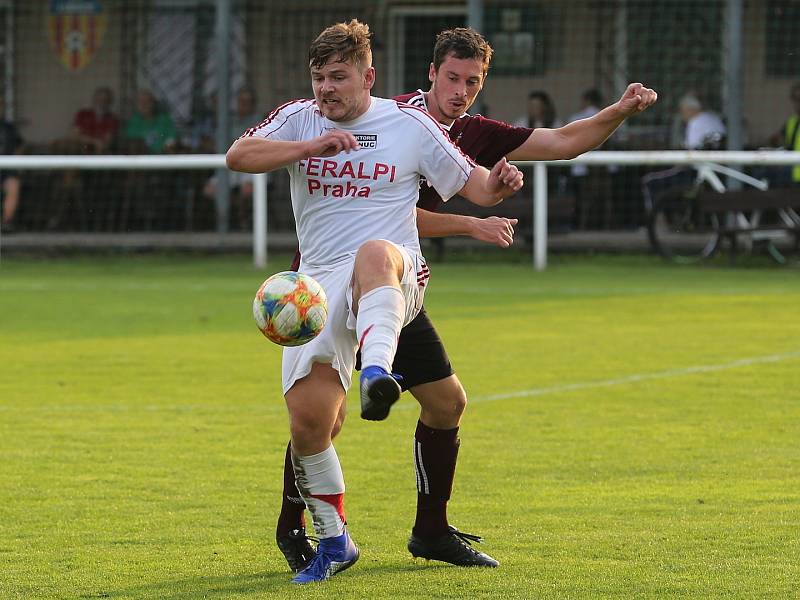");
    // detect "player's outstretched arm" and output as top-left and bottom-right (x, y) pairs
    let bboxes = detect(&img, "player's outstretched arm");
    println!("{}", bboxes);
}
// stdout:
(458, 158), (523, 207)
(416, 208), (517, 248)
(507, 83), (658, 162)
(226, 130), (360, 173)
